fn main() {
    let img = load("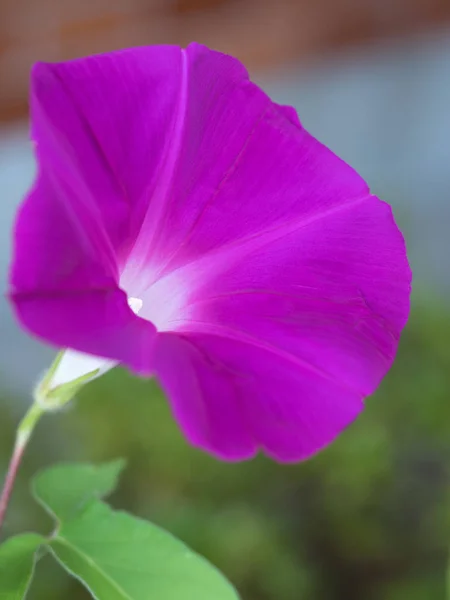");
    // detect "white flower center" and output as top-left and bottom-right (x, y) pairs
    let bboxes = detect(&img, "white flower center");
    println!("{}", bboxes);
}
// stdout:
(128, 296), (143, 315)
